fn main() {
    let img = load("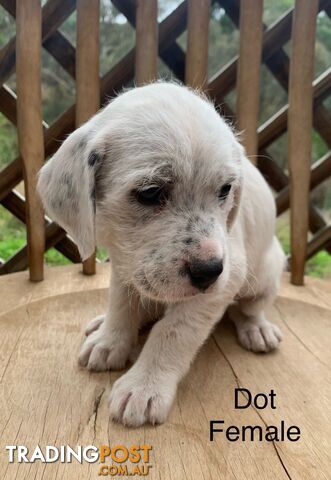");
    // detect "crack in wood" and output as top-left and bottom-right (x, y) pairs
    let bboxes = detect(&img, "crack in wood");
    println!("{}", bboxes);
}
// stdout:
(212, 335), (293, 480)
(89, 387), (105, 442)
